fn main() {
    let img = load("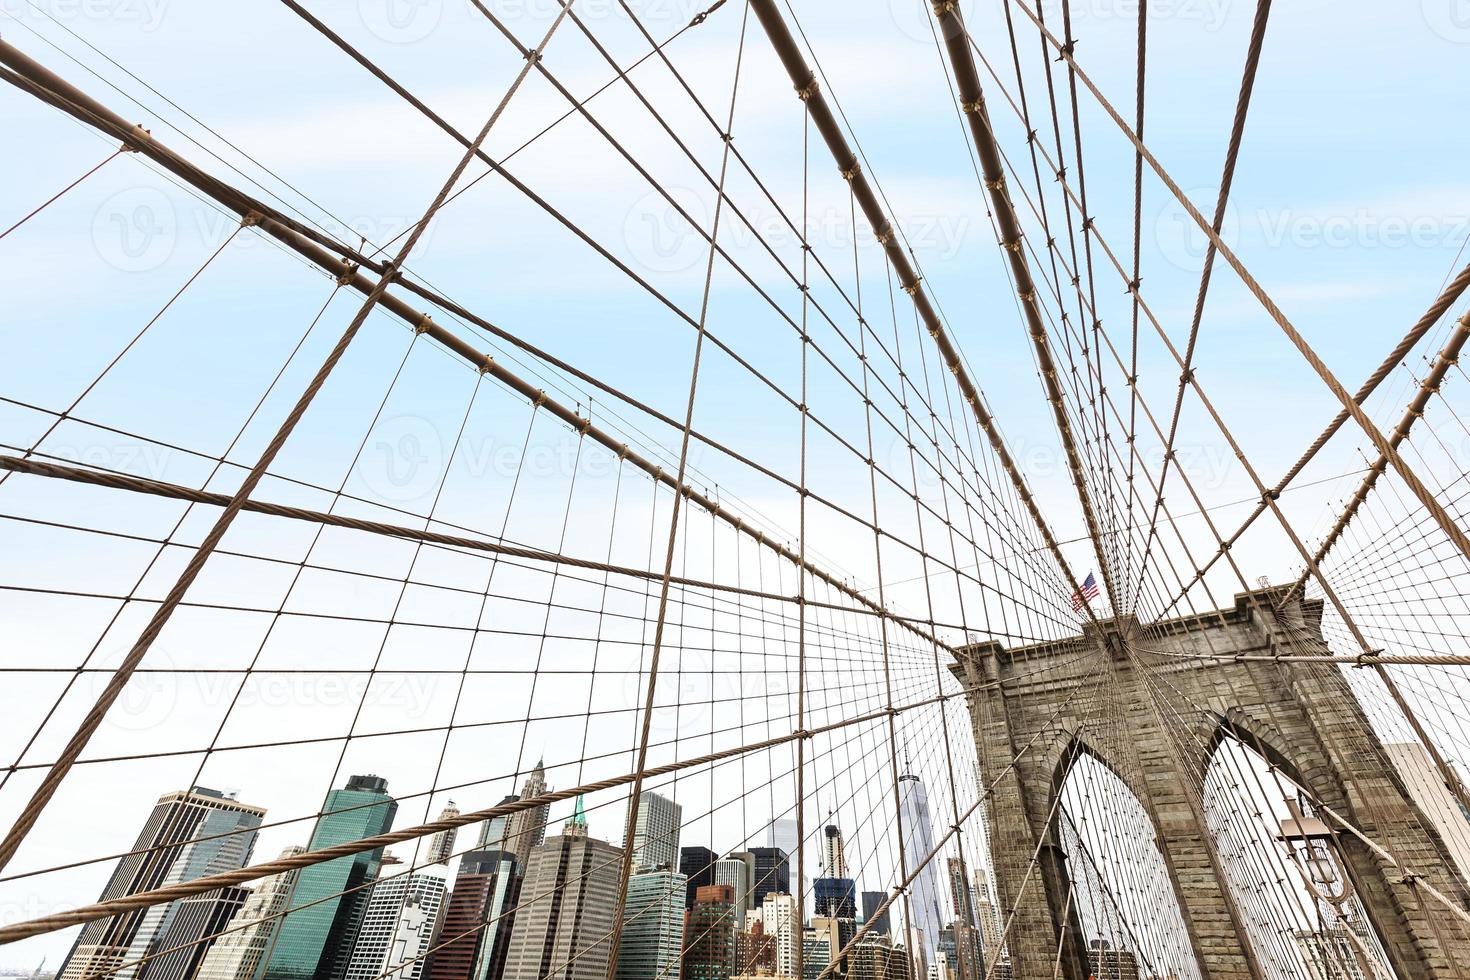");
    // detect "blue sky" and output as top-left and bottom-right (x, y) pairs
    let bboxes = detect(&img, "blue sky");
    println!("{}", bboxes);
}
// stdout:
(1, 0), (1469, 968)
